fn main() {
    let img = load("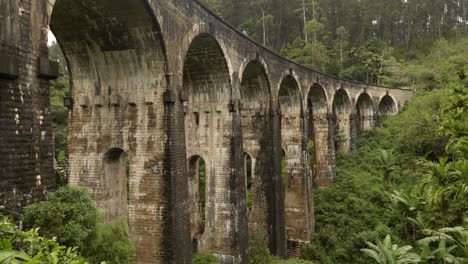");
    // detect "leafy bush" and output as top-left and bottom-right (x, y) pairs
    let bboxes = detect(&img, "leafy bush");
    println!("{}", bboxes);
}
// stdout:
(22, 186), (134, 264)
(0, 216), (93, 263)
